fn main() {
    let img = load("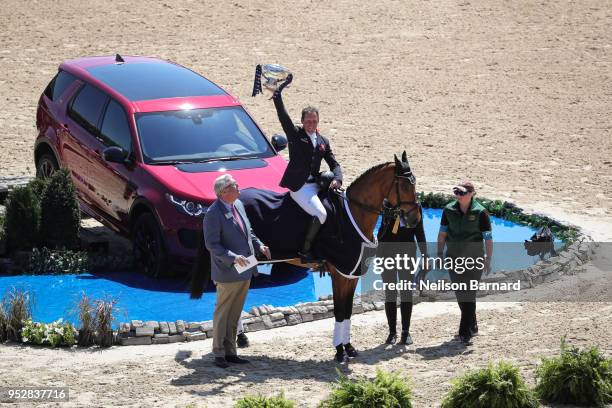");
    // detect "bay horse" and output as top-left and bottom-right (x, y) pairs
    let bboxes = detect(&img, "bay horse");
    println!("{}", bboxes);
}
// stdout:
(313, 151), (421, 361)
(190, 151), (421, 362)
